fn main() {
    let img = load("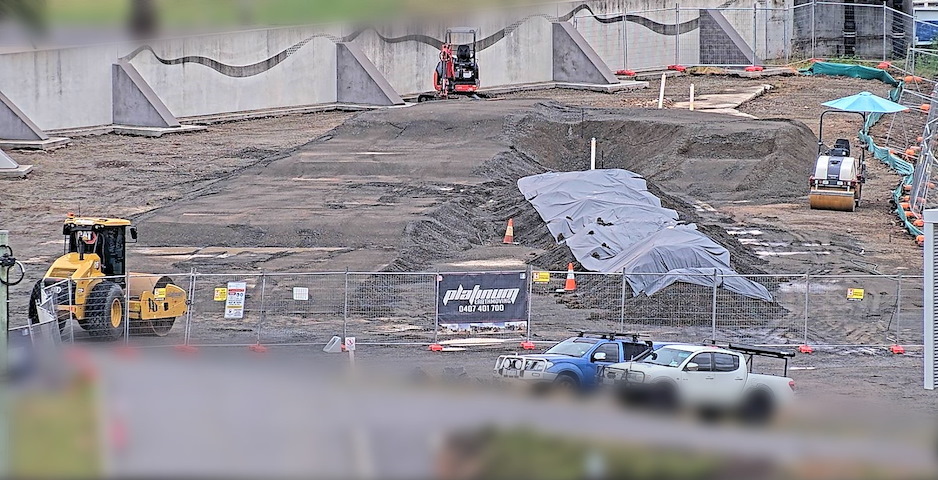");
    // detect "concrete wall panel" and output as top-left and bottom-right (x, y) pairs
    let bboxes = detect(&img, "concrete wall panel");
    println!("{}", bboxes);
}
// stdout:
(0, 0), (790, 131)
(130, 35), (338, 118)
(112, 60), (180, 127)
(0, 45), (119, 130)
(336, 43), (404, 105)
(478, 16), (554, 88)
